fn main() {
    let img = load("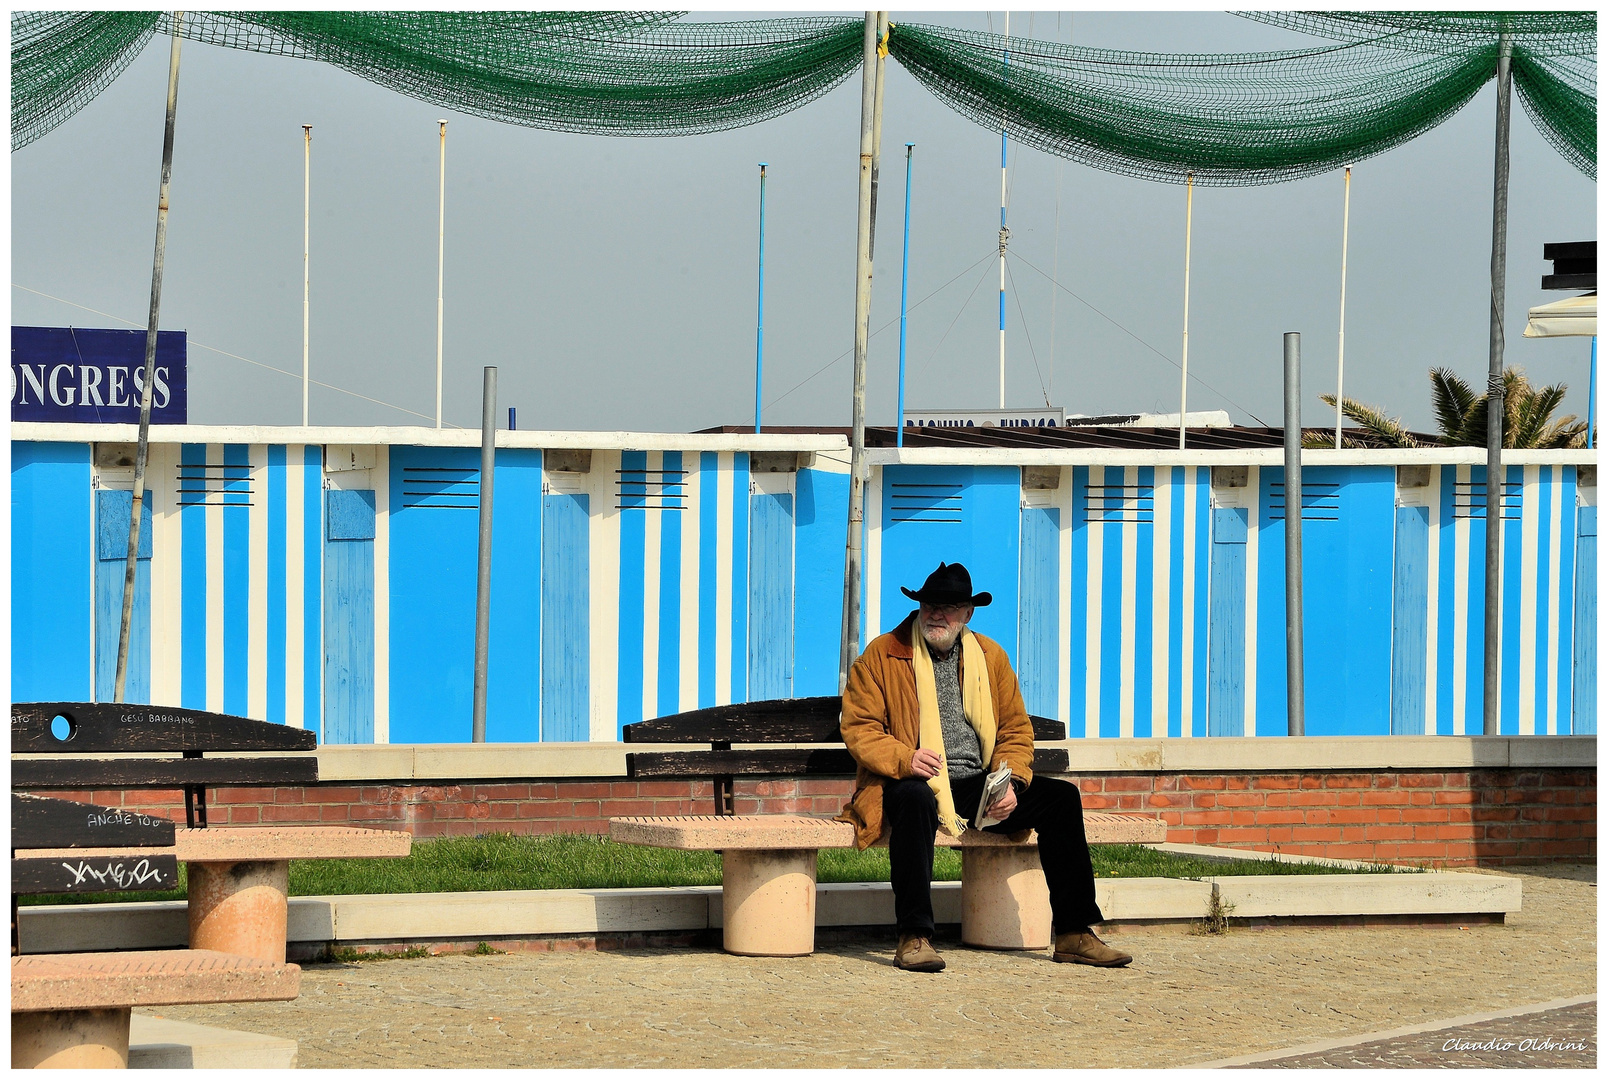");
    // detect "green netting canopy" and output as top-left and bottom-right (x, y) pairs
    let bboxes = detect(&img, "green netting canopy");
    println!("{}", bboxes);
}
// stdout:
(11, 10), (1597, 183)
